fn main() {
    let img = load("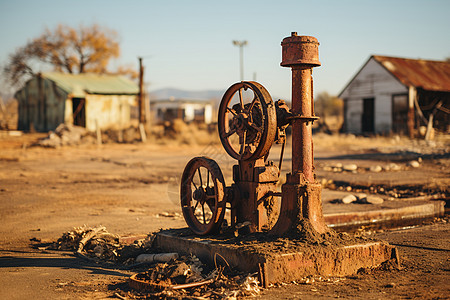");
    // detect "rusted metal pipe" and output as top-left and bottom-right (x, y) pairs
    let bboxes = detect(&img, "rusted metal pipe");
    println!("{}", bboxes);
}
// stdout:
(291, 67), (314, 181)
(281, 33), (320, 181)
